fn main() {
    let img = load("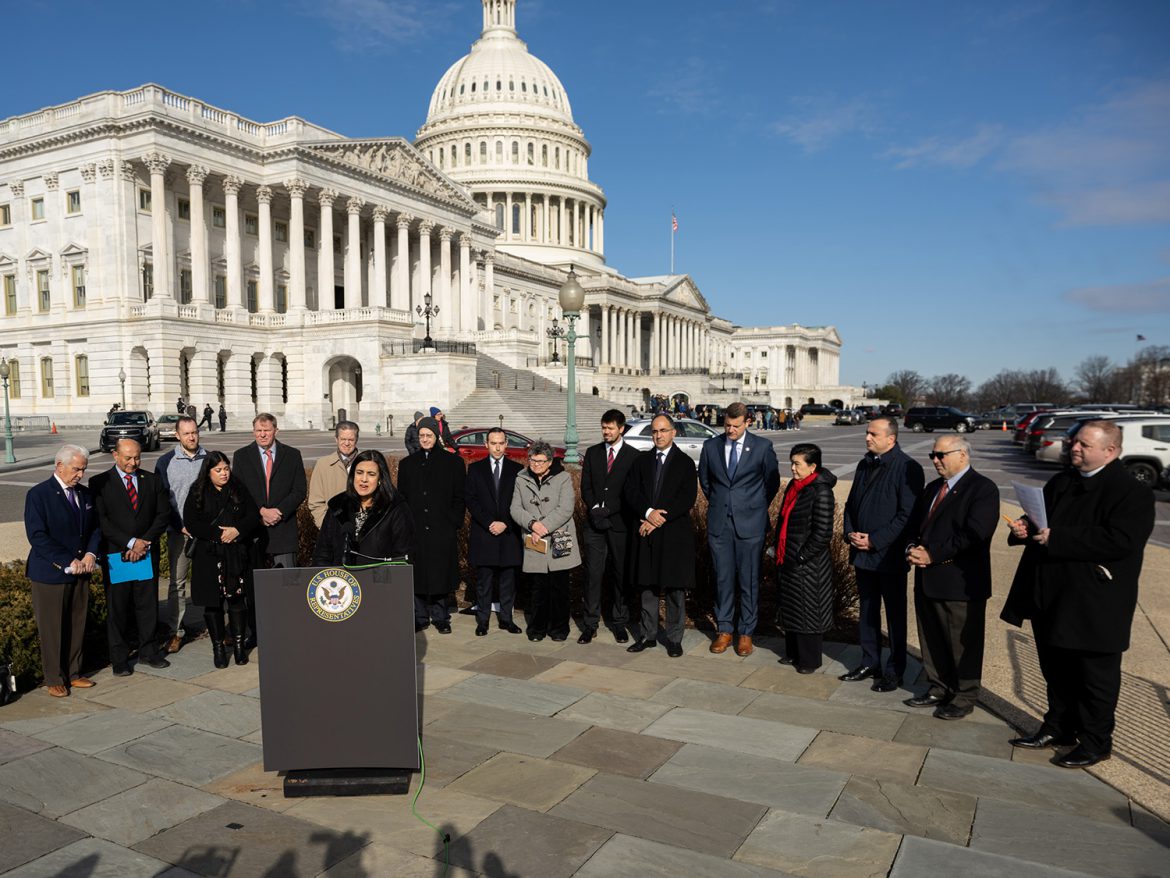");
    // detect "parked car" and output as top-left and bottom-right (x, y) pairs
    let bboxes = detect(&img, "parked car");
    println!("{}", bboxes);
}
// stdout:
(834, 408), (865, 425)
(1013, 410), (1052, 445)
(799, 403), (837, 417)
(622, 417), (719, 462)
(100, 410), (160, 452)
(157, 414), (183, 442)
(449, 428), (565, 463)
(903, 406), (978, 433)
(858, 405), (884, 420)
(975, 408), (1017, 430)
(1025, 410), (1116, 457)
(1057, 415), (1170, 486)
(881, 403), (904, 417)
